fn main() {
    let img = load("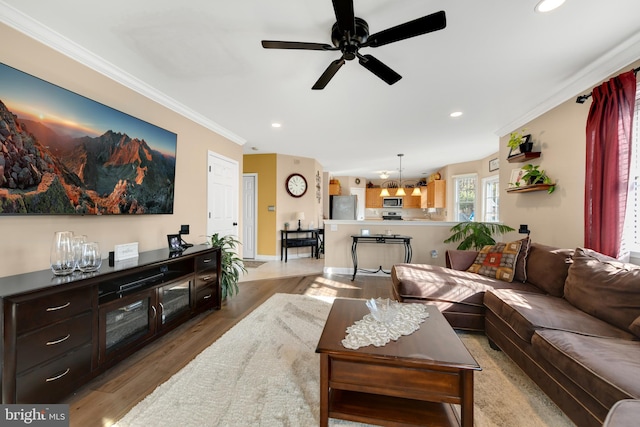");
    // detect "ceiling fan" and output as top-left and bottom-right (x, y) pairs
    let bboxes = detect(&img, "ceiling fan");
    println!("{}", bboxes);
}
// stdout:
(261, 0), (446, 90)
